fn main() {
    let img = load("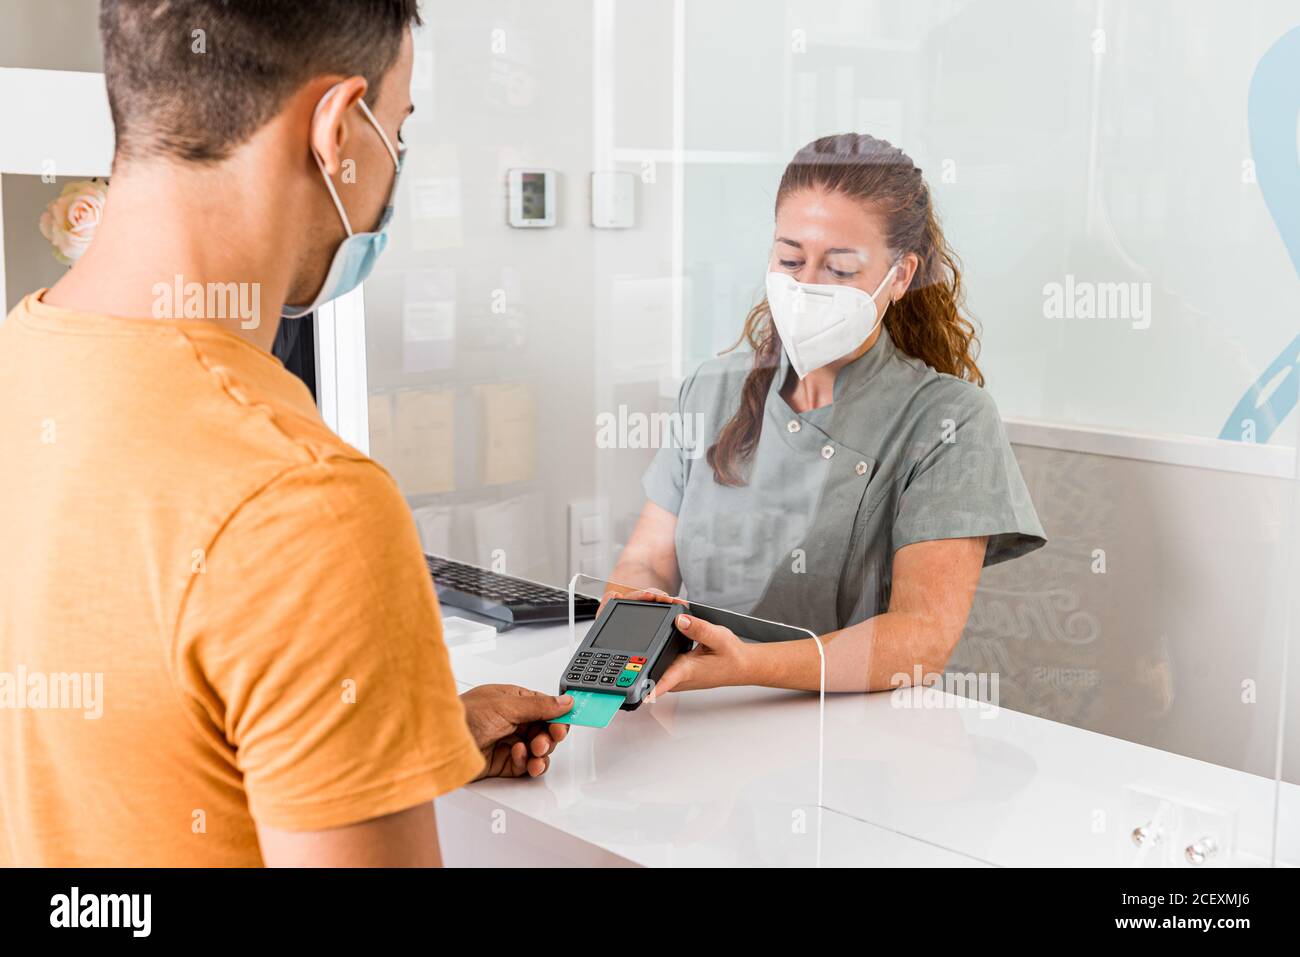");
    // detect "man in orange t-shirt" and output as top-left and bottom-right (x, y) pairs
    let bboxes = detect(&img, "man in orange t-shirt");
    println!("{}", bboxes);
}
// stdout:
(0, 0), (571, 866)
